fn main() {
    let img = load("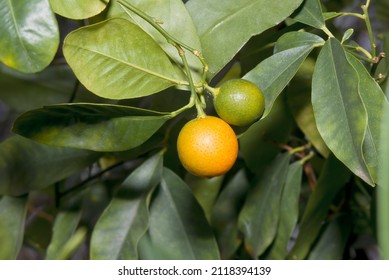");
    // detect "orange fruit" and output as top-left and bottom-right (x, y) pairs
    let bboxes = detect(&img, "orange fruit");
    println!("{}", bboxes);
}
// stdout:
(213, 79), (265, 126)
(177, 116), (238, 177)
